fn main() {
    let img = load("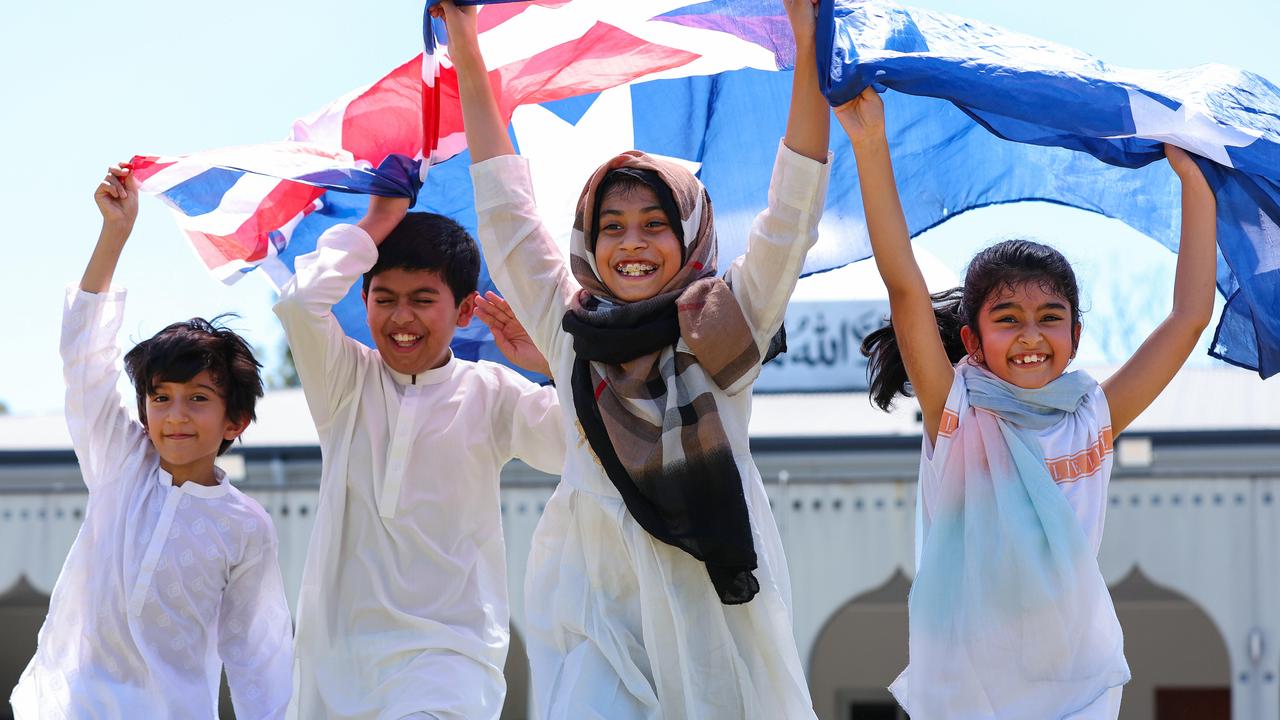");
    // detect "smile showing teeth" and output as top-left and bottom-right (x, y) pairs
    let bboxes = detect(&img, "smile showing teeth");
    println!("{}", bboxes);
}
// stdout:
(1011, 353), (1047, 365)
(390, 333), (421, 347)
(615, 262), (657, 277)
